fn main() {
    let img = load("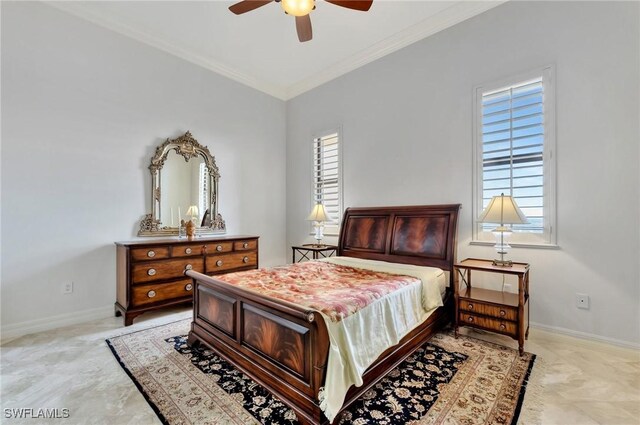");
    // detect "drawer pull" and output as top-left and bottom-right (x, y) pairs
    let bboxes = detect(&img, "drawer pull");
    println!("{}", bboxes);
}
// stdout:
(216, 260), (223, 267)
(147, 290), (156, 298)
(185, 283), (193, 291)
(185, 264), (193, 271)
(147, 250), (156, 258)
(467, 316), (474, 323)
(185, 248), (192, 254)
(500, 310), (506, 317)
(500, 324), (506, 330)
(216, 245), (223, 252)
(243, 256), (249, 263)
(243, 242), (249, 249)
(147, 268), (156, 276)
(468, 303), (474, 310)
